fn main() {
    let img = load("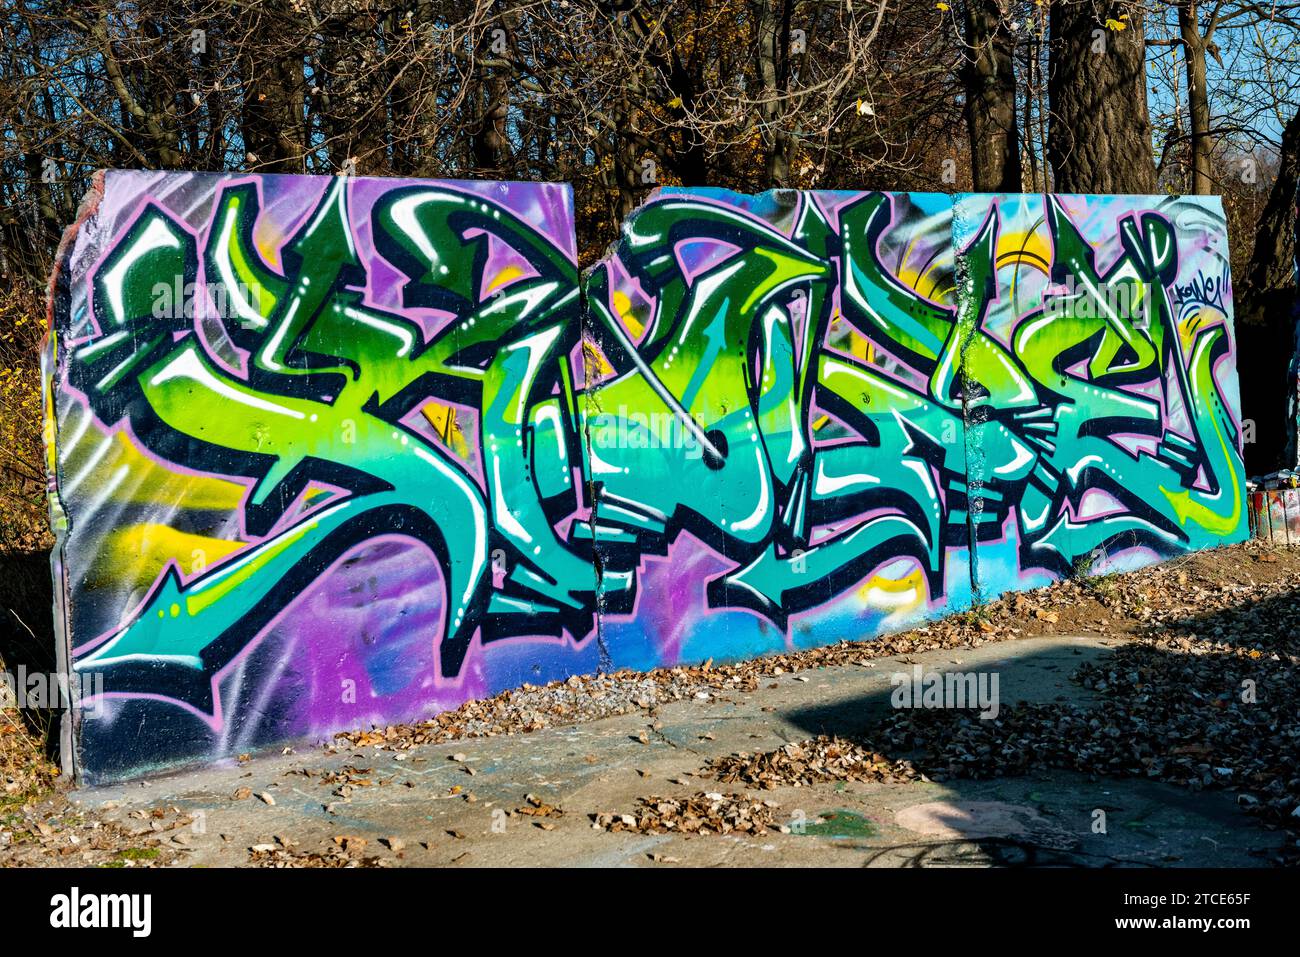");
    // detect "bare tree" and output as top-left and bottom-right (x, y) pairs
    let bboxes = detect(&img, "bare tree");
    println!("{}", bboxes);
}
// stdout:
(1149, 0), (1300, 194)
